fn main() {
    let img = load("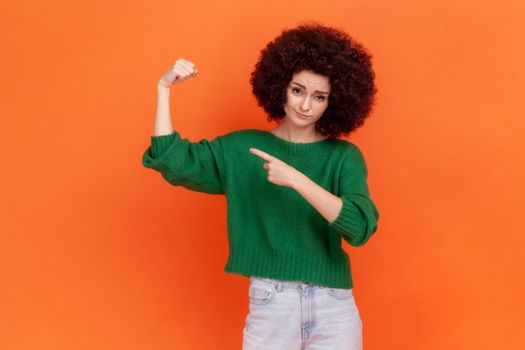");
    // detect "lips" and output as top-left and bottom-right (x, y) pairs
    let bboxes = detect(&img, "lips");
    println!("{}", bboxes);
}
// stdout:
(295, 111), (311, 118)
